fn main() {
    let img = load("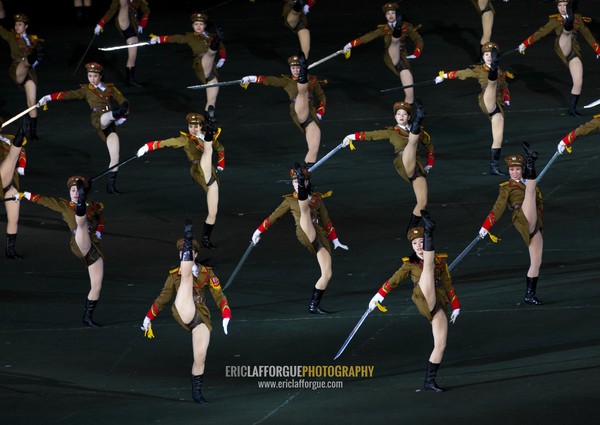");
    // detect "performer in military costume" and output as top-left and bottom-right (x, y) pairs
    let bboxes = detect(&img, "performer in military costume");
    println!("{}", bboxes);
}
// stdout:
(38, 62), (129, 194)
(241, 53), (325, 166)
(94, 0), (150, 87)
(558, 113), (600, 153)
(478, 143), (544, 305)
(435, 42), (511, 176)
(0, 12), (44, 139)
(136, 108), (223, 249)
(282, 0), (316, 59)
(20, 176), (107, 326)
(368, 212), (460, 392)
(0, 118), (27, 259)
(471, 0), (495, 46)
(140, 221), (231, 404)
(518, 1), (600, 116)
(343, 100), (430, 233)
(251, 165), (348, 314)
(149, 12), (225, 115)
(341, 2), (423, 104)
